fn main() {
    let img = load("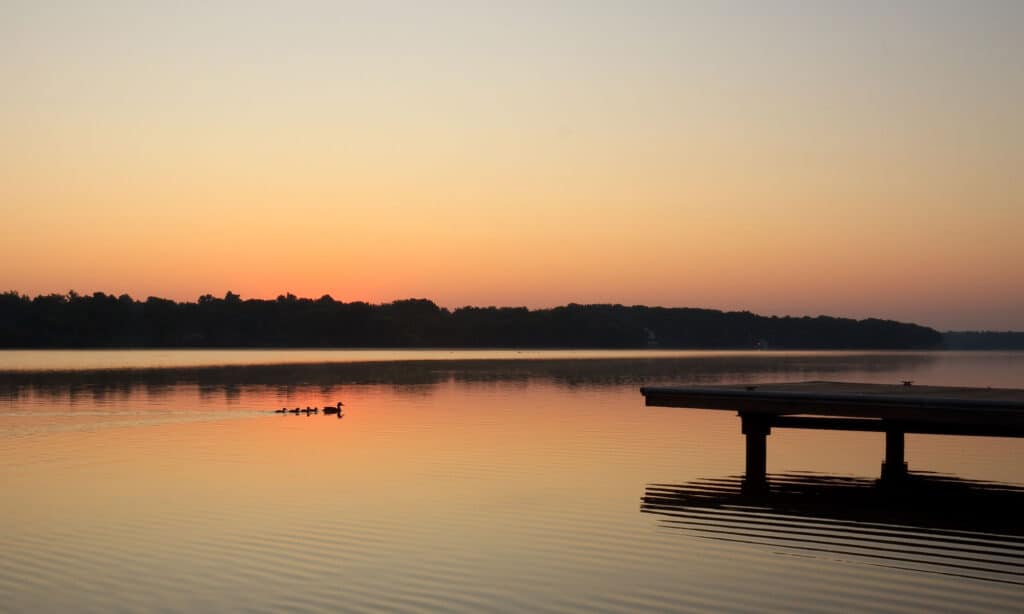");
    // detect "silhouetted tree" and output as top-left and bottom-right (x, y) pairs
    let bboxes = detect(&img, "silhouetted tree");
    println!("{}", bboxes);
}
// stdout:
(0, 292), (944, 349)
